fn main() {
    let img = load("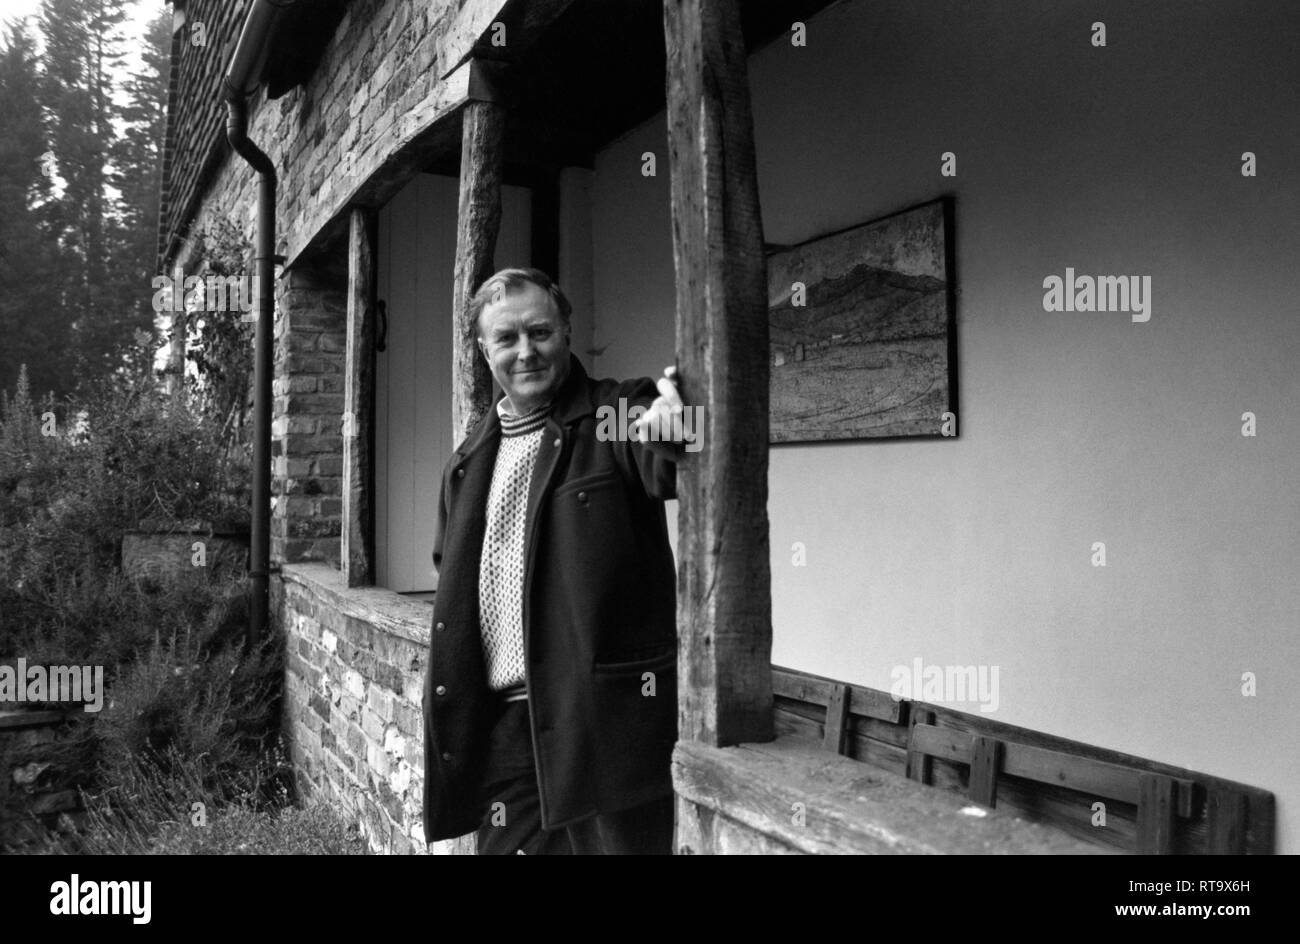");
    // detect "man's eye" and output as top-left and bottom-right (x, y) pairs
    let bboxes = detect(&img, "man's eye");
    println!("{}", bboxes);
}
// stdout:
(531, 329), (552, 339)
